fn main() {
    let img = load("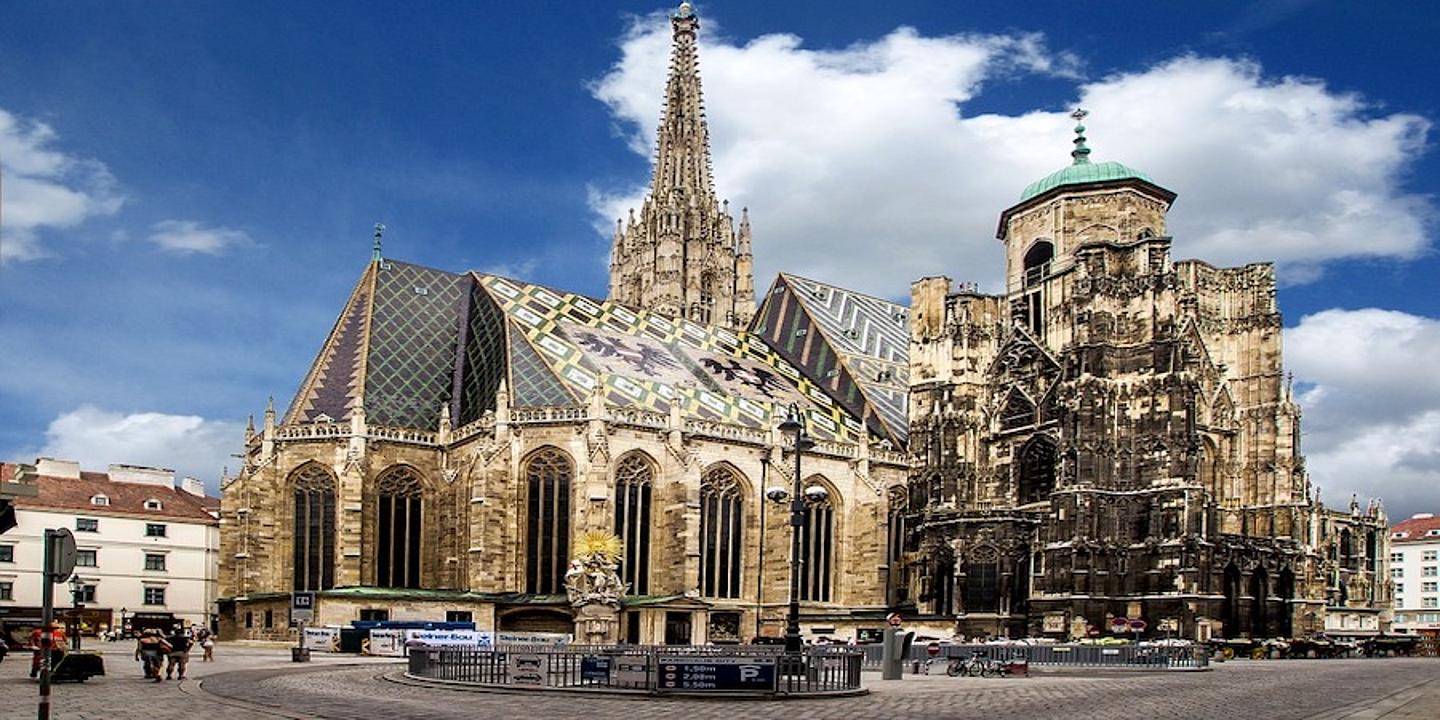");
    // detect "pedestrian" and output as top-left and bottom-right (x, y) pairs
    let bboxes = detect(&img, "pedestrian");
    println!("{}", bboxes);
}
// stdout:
(28, 623), (67, 679)
(199, 629), (215, 662)
(135, 629), (170, 681)
(165, 626), (193, 680)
